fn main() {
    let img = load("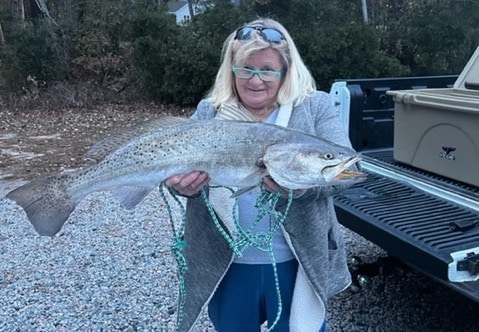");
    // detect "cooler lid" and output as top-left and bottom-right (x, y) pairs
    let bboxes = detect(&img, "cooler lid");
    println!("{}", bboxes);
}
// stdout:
(454, 46), (479, 90)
